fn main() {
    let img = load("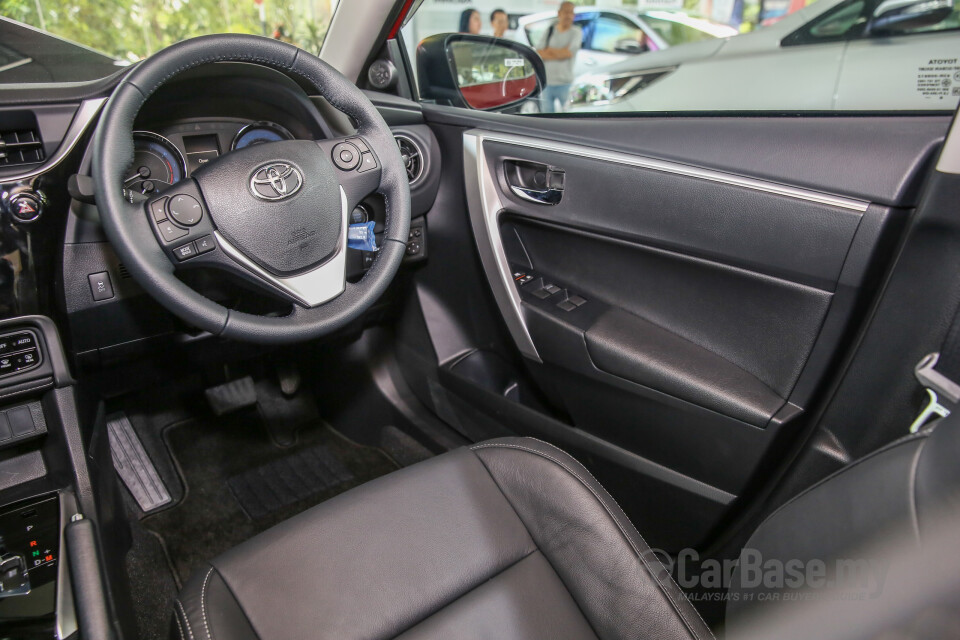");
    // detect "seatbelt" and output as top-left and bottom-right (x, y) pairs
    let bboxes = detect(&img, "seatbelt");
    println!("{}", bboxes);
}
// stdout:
(909, 299), (960, 432)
